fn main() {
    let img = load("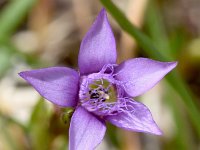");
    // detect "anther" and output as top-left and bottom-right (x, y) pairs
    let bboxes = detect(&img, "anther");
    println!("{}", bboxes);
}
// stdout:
(90, 92), (100, 99)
